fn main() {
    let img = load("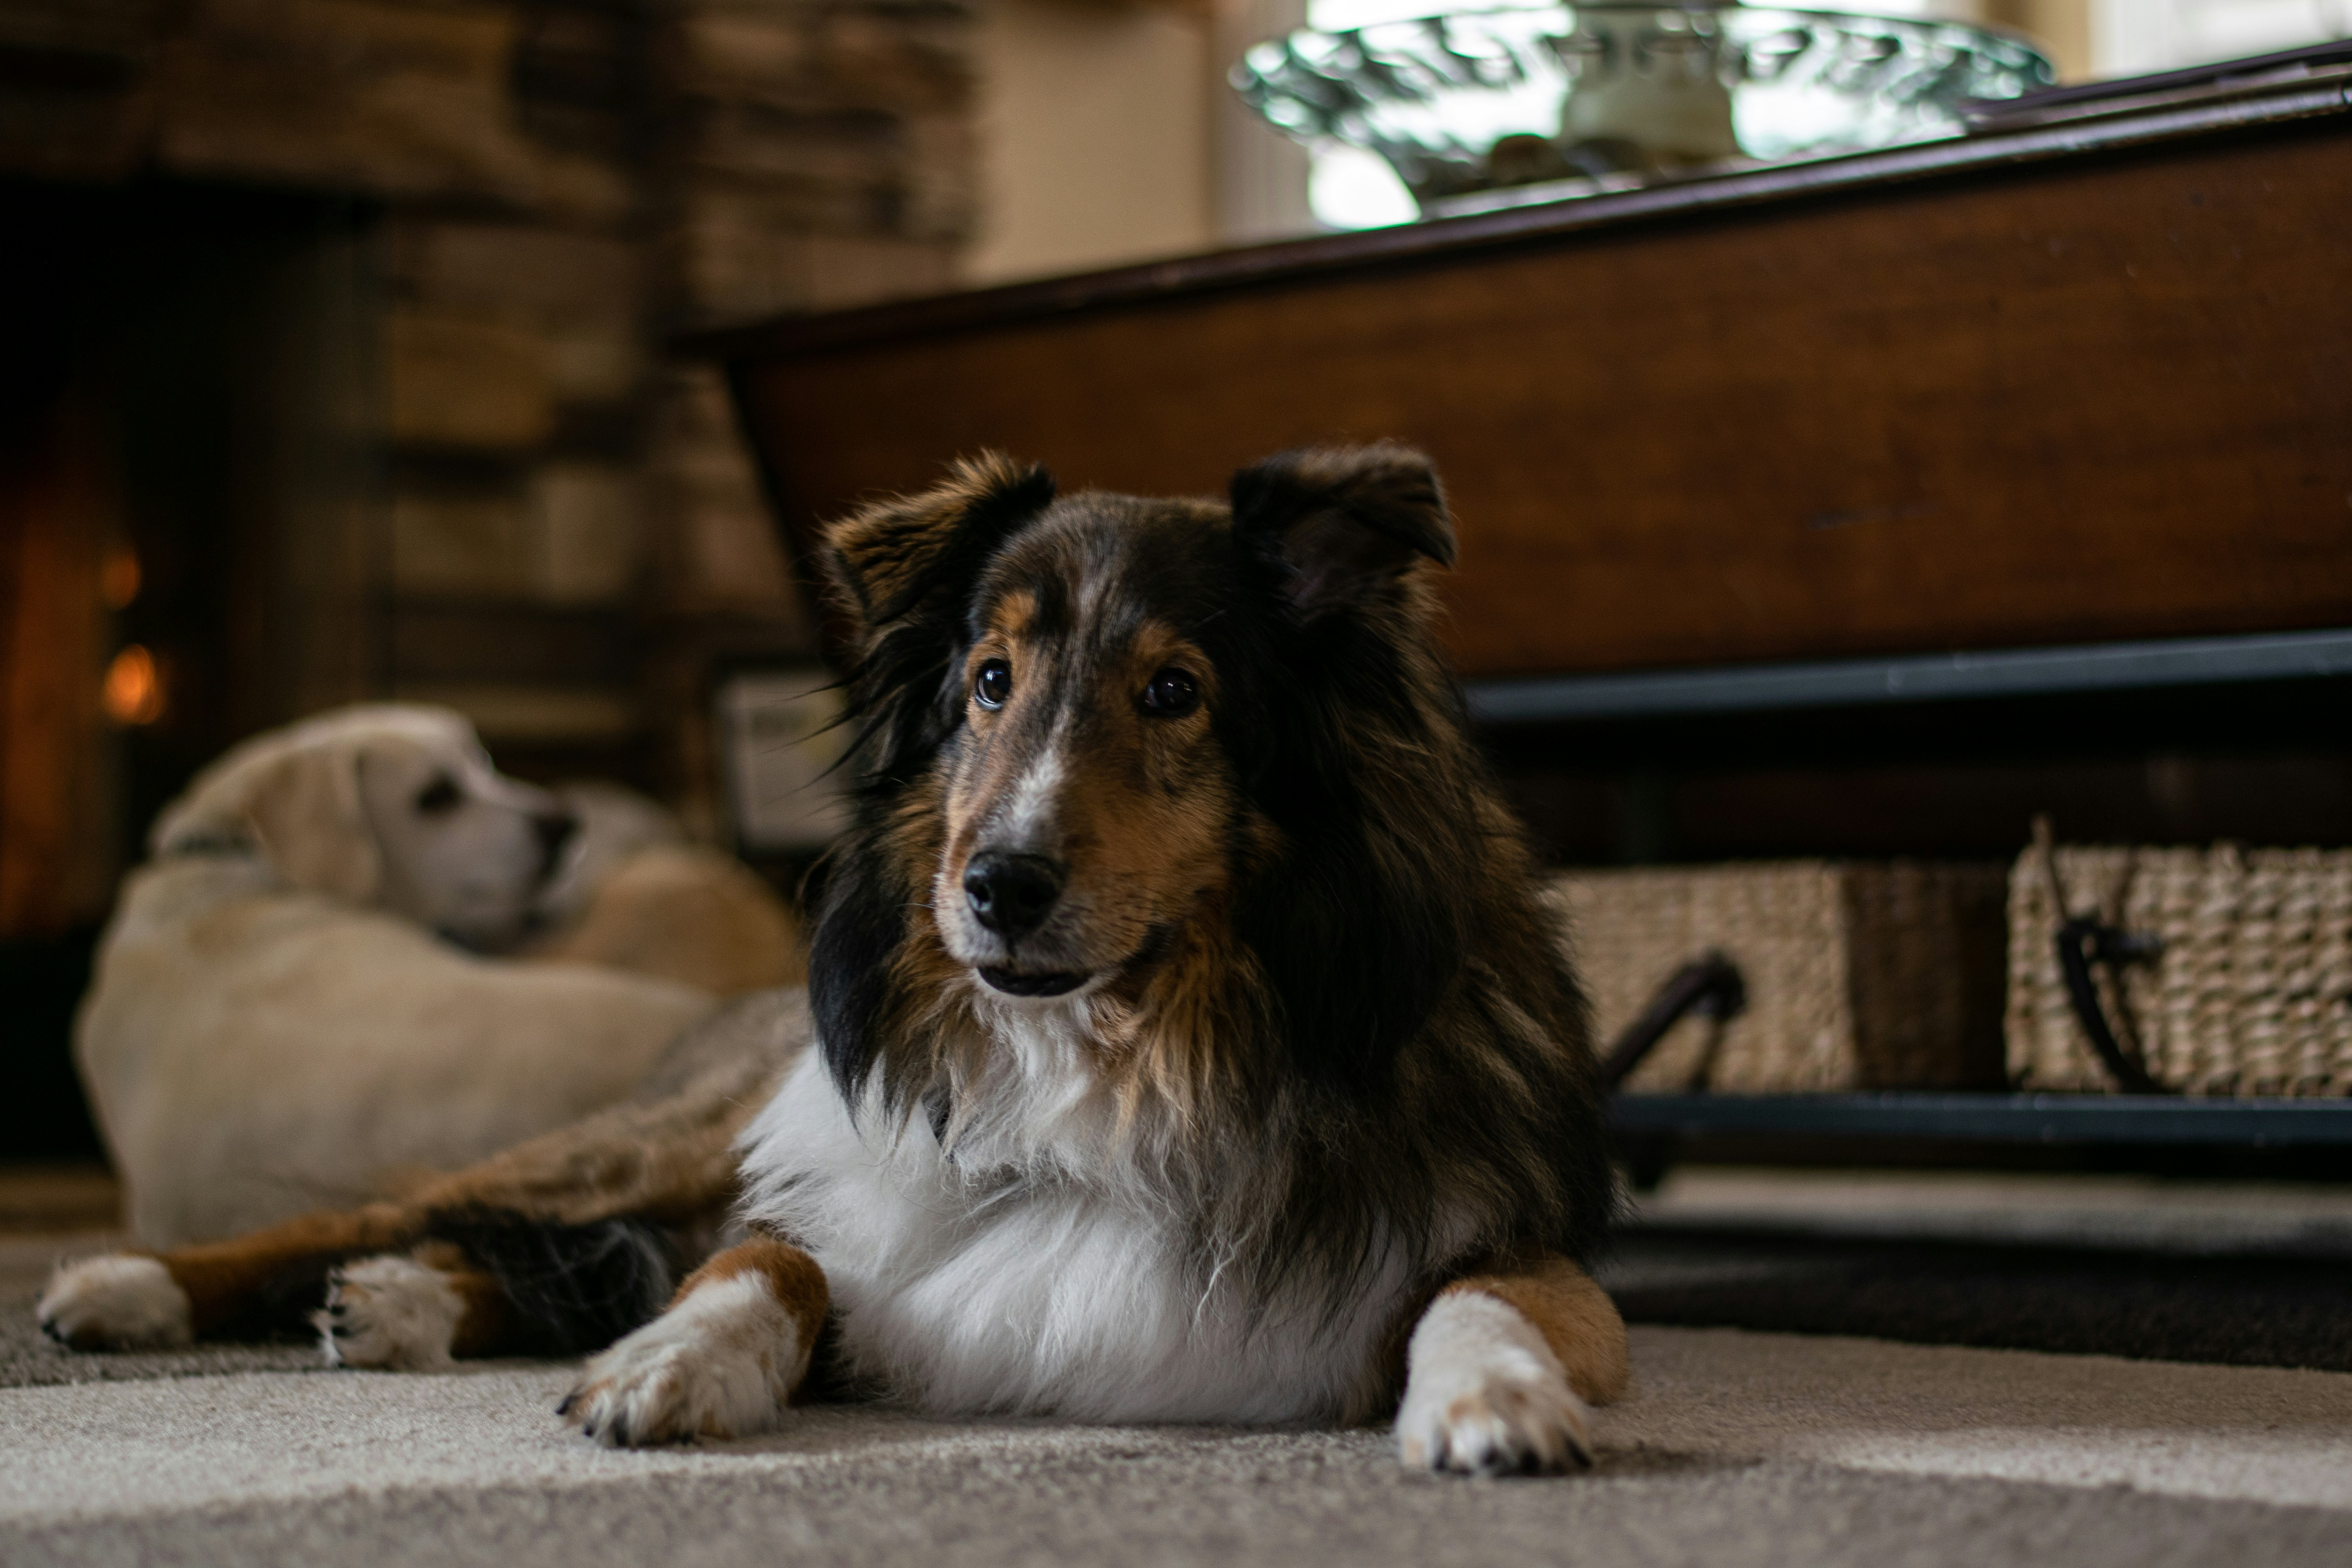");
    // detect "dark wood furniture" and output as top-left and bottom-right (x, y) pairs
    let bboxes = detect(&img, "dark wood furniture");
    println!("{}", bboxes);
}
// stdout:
(697, 76), (2352, 1154)
(700, 80), (2352, 684)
